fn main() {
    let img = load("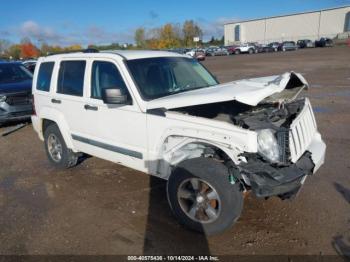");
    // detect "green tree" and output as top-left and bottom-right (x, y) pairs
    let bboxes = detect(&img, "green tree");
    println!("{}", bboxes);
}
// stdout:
(158, 23), (181, 49)
(0, 39), (11, 55)
(220, 36), (225, 45)
(40, 43), (51, 56)
(209, 36), (215, 45)
(134, 27), (146, 48)
(182, 20), (203, 47)
(7, 44), (21, 60)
